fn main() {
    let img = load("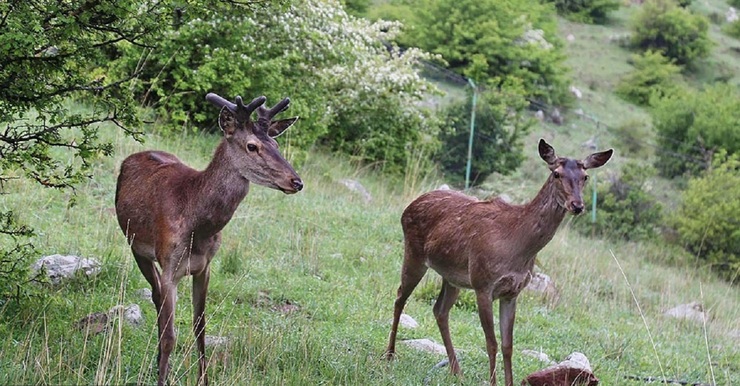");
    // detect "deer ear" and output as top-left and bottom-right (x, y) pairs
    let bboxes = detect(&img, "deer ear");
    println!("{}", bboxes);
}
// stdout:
(267, 117), (298, 138)
(583, 149), (614, 169)
(538, 139), (558, 165)
(218, 107), (238, 137)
